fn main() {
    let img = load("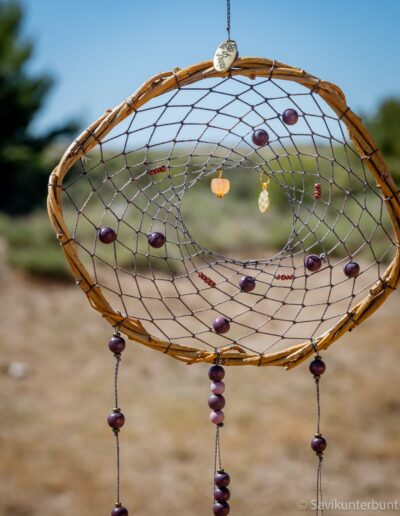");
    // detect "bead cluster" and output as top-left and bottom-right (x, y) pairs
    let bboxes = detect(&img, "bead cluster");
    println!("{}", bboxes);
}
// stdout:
(214, 470), (231, 515)
(208, 365), (226, 426)
(314, 183), (321, 199)
(208, 365), (231, 515)
(147, 165), (167, 176)
(275, 273), (294, 280)
(199, 272), (216, 287)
